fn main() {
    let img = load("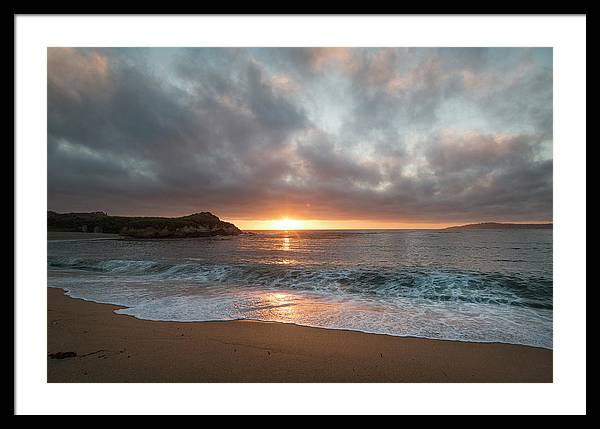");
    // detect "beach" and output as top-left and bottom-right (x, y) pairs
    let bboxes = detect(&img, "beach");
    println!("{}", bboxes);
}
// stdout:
(47, 287), (552, 382)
